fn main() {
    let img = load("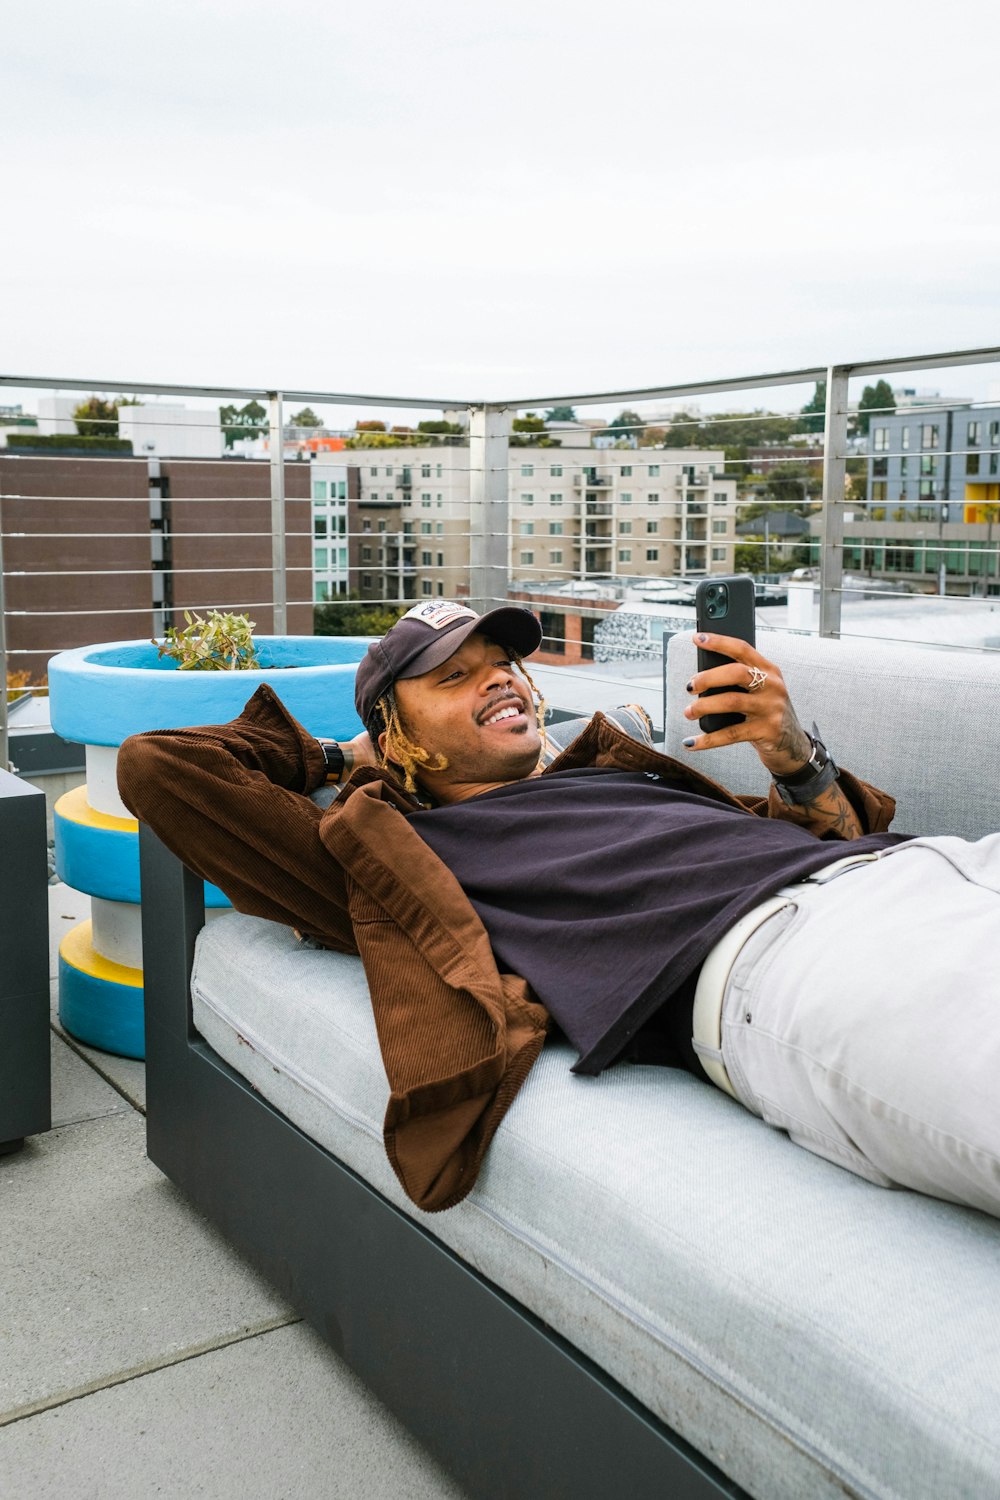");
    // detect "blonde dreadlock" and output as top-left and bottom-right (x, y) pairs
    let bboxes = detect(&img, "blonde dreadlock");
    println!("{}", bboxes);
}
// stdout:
(374, 652), (547, 795)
